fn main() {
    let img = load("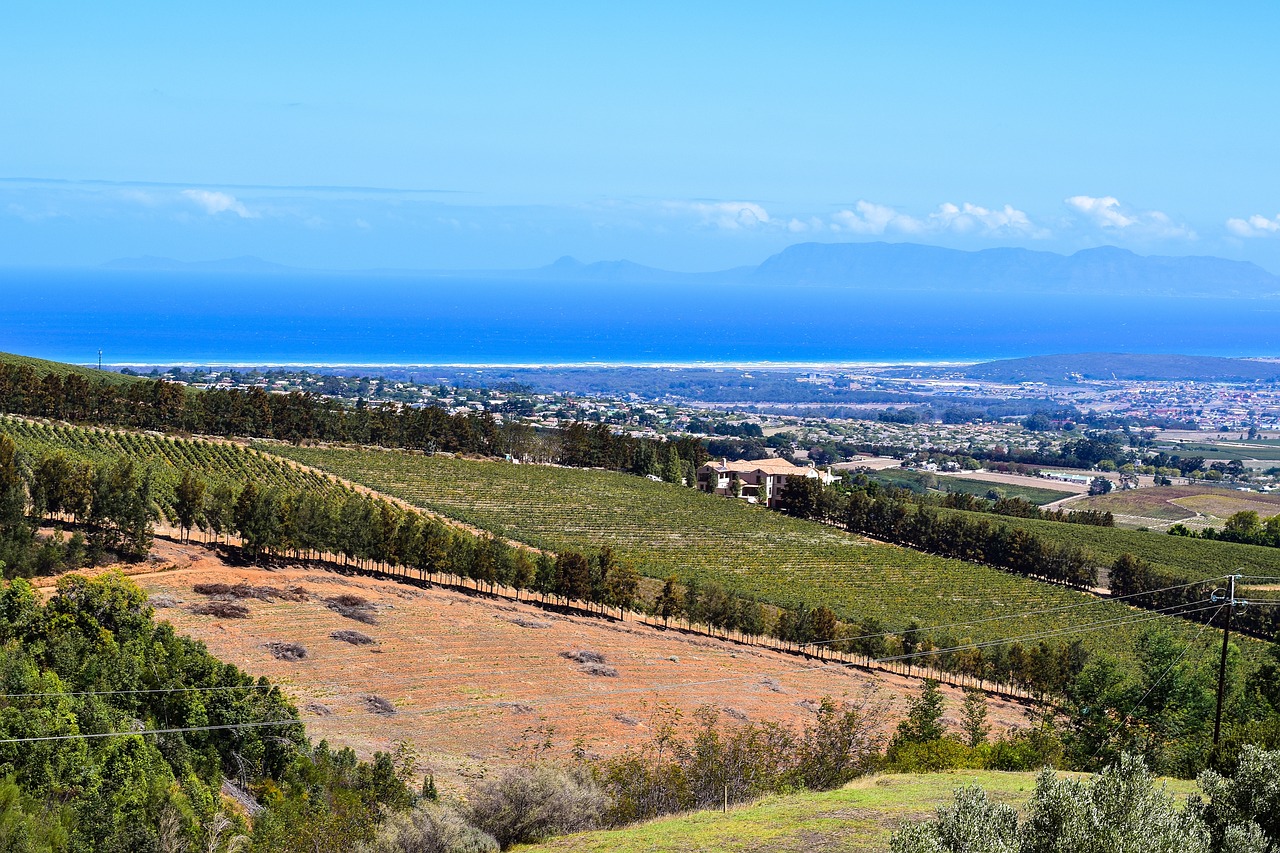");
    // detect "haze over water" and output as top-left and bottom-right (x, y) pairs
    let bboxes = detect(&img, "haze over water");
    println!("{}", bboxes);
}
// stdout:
(5, 269), (1277, 365)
